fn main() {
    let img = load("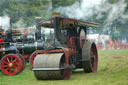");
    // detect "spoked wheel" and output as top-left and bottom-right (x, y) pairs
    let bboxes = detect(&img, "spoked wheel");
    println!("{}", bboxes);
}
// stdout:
(33, 53), (72, 80)
(18, 53), (26, 71)
(29, 51), (37, 68)
(0, 54), (22, 75)
(82, 41), (98, 72)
